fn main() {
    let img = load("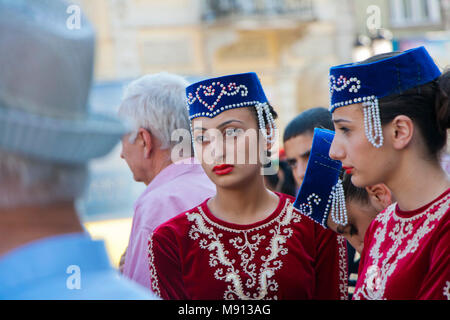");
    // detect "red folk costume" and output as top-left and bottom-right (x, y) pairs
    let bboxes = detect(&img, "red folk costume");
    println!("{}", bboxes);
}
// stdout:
(148, 193), (348, 300)
(353, 188), (450, 300)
